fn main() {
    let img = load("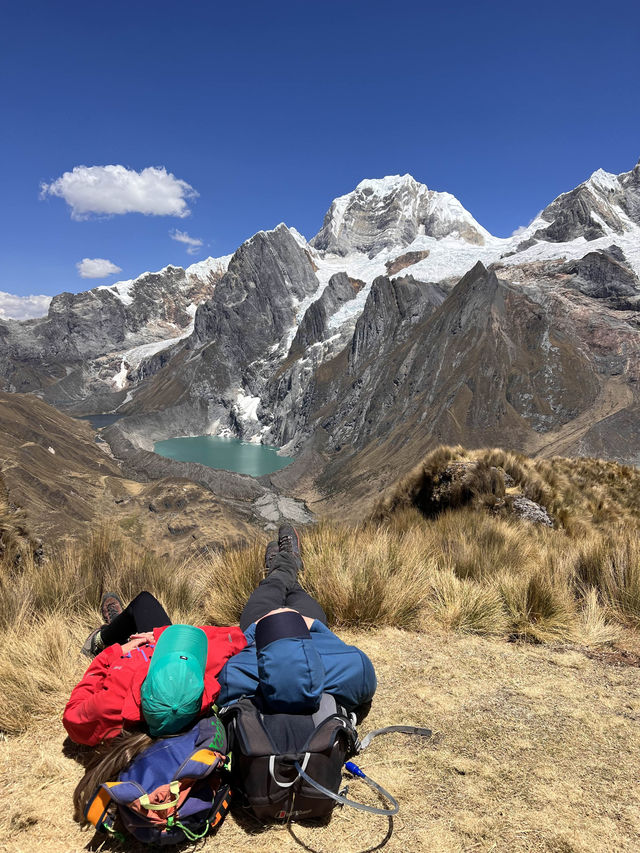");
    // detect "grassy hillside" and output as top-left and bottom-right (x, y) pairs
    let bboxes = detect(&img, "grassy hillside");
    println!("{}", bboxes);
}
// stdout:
(3, 627), (639, 853)
(1, 445), (640, 851)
